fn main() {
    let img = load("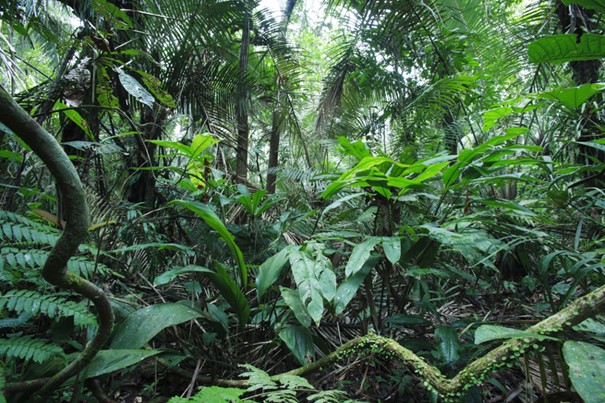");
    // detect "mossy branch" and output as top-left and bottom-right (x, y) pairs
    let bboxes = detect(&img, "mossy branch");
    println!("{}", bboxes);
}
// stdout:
(0, 86), (114, 396)
(184, 283), (605, 398)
